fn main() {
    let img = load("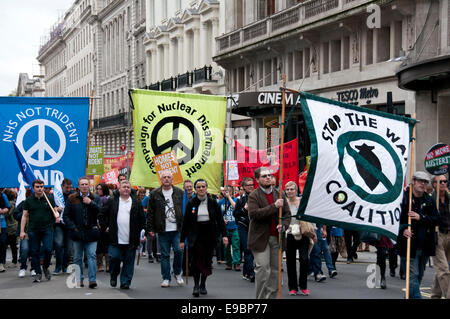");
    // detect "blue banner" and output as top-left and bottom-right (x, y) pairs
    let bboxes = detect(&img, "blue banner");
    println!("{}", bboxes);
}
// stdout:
(0, 97), (89, 187)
